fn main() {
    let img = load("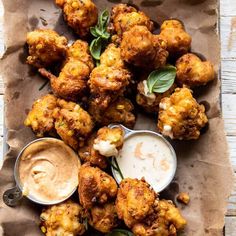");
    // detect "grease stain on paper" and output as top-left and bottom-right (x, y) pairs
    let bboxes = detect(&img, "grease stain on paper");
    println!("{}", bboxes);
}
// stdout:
(228, 17), (236, 51)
